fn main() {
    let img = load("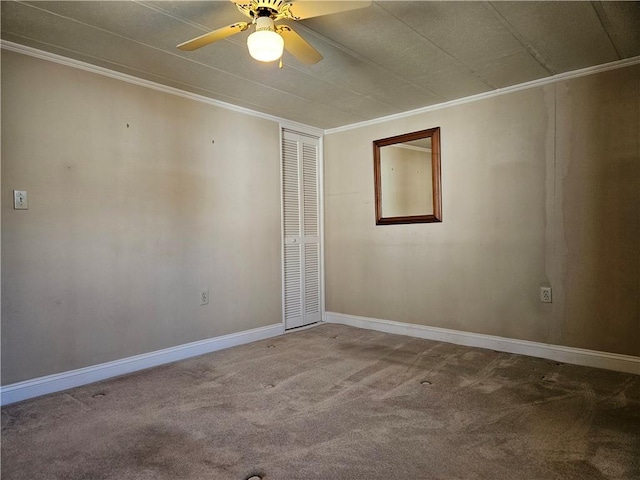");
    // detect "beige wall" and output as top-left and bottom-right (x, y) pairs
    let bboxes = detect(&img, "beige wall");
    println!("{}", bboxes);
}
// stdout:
(325, 65), (639, 357)
(2, 51), (638, 387)
(1, 51), (283, 384)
